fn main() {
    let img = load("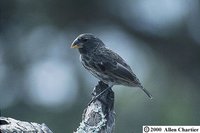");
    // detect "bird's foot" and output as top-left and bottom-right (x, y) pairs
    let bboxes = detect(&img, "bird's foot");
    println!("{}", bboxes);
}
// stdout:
(88, 86), (111, 106)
